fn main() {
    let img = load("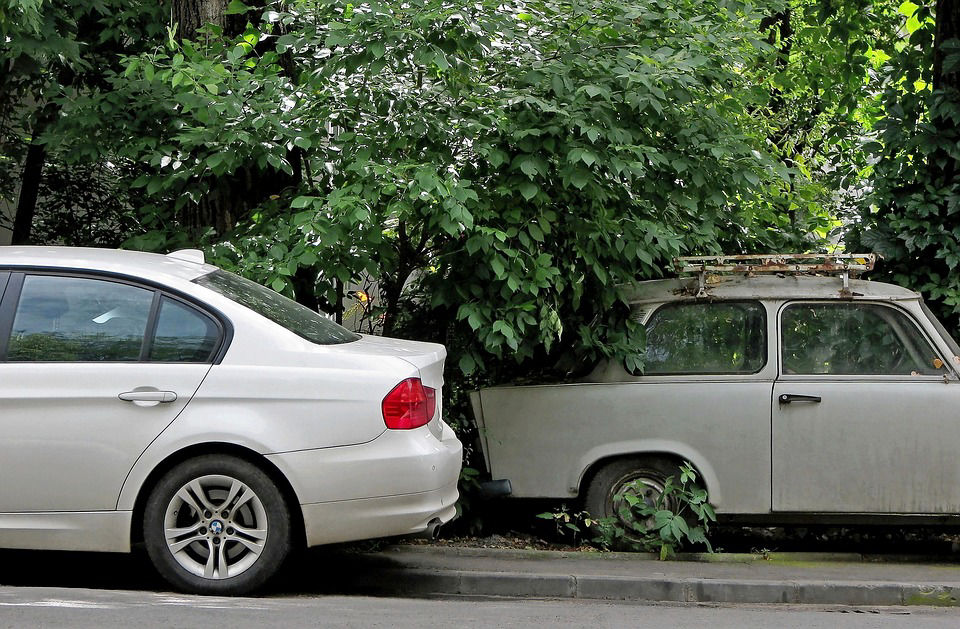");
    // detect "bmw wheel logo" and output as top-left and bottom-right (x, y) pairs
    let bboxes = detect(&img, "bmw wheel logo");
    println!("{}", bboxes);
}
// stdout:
(210, 520), (224, 535)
